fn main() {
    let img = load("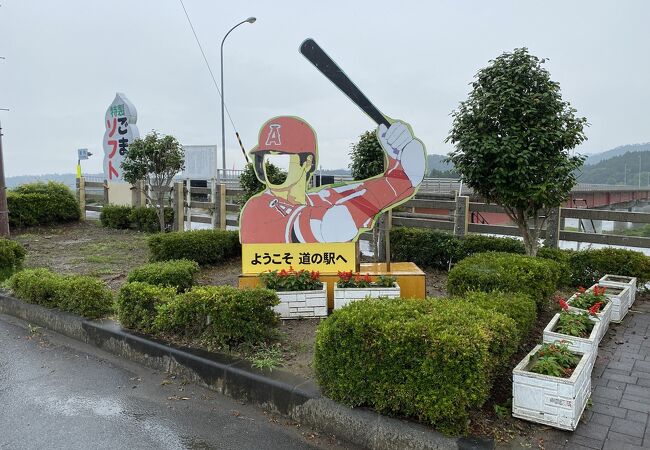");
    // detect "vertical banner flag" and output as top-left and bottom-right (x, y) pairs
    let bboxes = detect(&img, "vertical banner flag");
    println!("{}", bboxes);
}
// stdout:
(103, 93), (139, 182)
